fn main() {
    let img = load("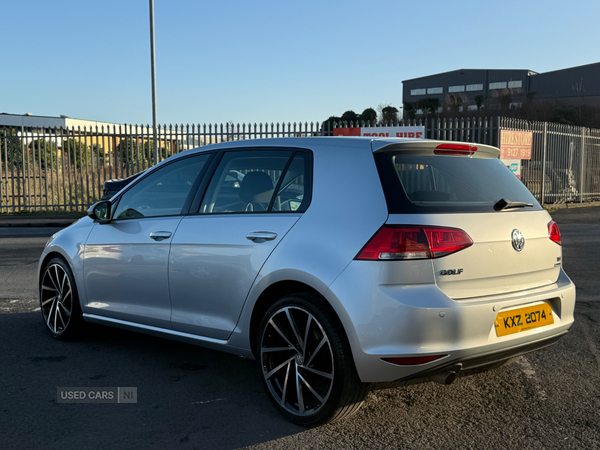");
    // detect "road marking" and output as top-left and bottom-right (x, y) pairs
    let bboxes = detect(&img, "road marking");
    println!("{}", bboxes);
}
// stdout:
(193, 398), (226, 405)
(516, 356), (547, 401)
